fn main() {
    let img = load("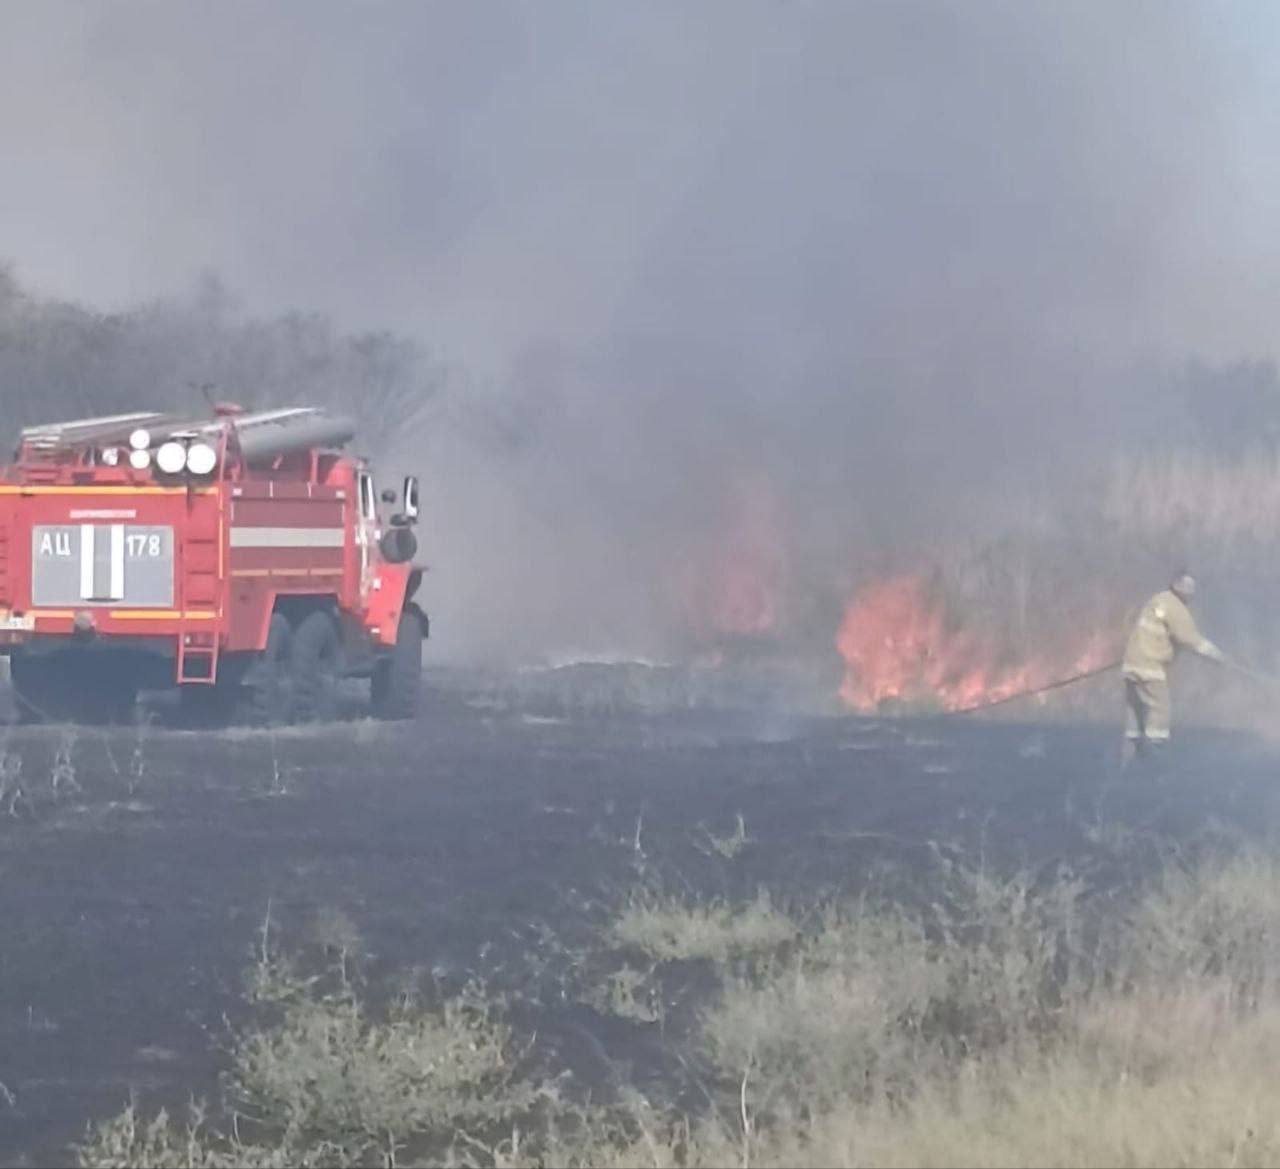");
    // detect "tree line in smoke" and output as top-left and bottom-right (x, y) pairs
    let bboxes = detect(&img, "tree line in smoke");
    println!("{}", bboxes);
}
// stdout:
(0, 267), (448, 458)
